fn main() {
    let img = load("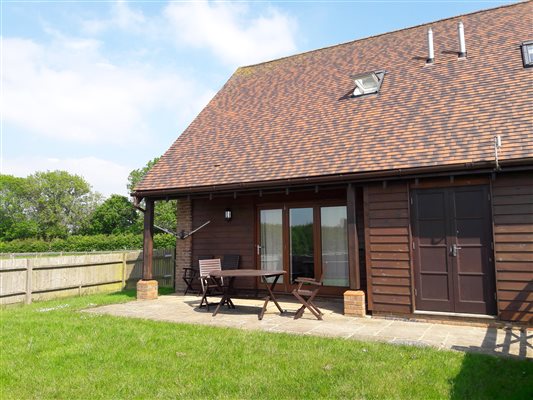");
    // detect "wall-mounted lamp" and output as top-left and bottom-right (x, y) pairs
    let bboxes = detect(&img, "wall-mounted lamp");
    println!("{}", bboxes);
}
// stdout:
(224, 208), (232, 222)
